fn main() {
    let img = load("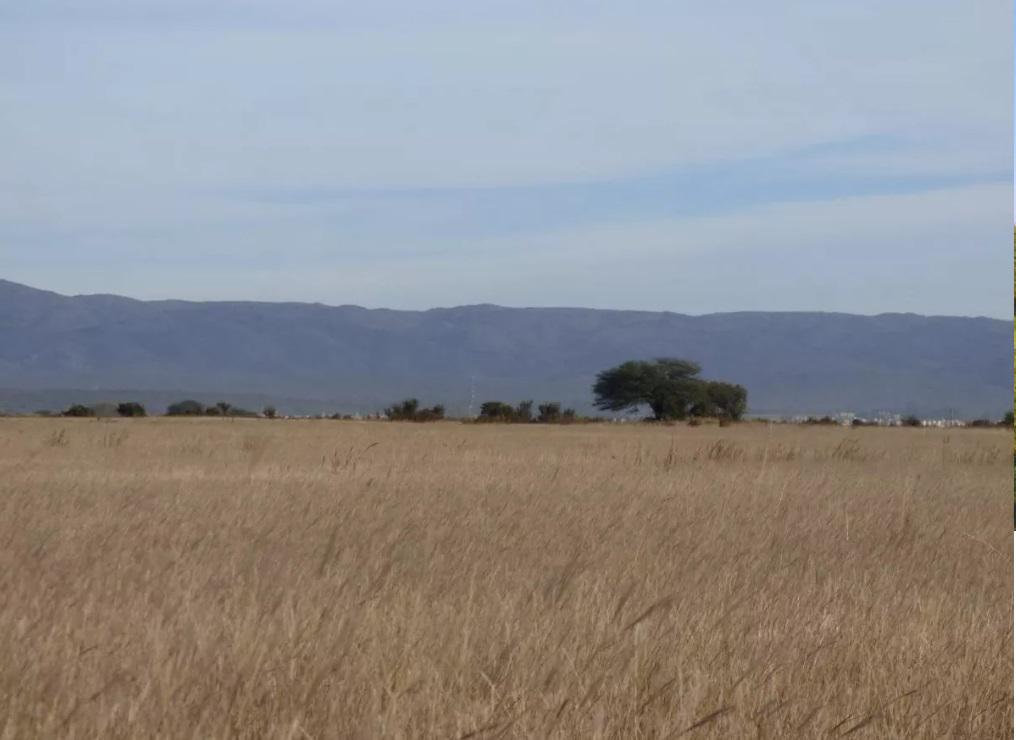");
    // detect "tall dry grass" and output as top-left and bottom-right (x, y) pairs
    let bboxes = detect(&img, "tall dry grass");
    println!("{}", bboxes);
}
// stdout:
(0, 418), (1010, 738)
